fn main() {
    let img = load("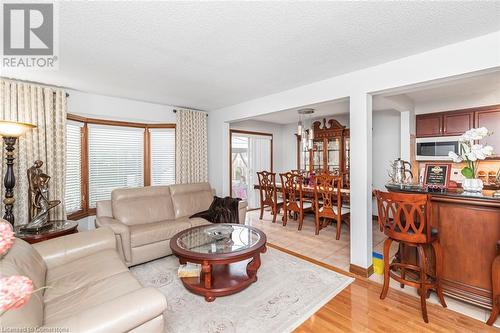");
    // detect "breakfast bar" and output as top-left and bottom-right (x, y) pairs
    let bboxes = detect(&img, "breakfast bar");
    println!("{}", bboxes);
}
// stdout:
(386, 184), (500, 309)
